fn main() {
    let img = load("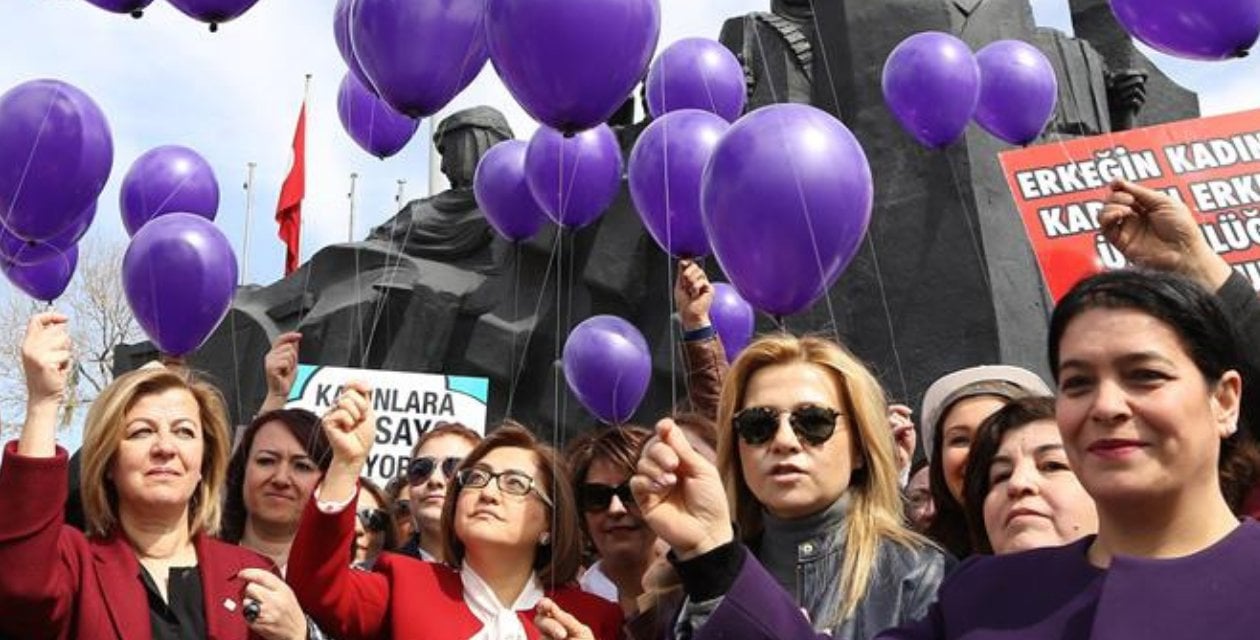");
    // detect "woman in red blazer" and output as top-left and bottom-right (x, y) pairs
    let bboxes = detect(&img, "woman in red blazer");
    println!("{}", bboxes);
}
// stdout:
(288, 382), (623, 640)
(0, 313), (293, 640)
